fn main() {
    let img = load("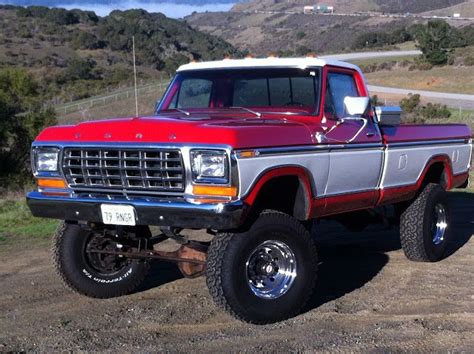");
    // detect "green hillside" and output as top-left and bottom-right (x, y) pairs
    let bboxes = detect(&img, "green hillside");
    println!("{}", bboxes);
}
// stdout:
(0, 5), (240, 103)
